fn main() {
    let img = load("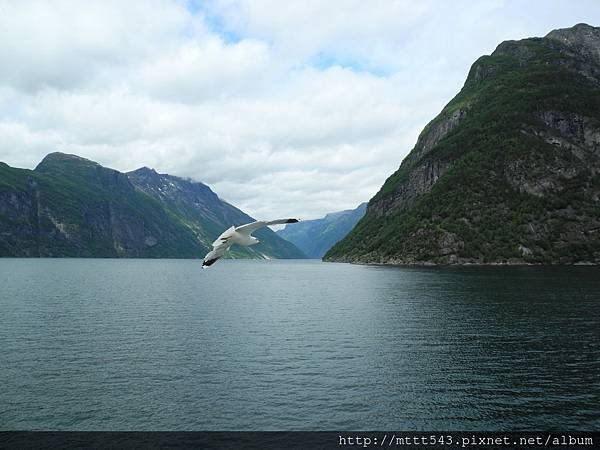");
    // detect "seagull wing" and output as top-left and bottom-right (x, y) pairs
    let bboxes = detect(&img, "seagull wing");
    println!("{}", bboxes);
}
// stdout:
(202, 245), (228, 268)
(235, 218), (300, 236)
(203, 226), (235, 268)
(203, 219), (300, 268)
(212, 226), (236, 247)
